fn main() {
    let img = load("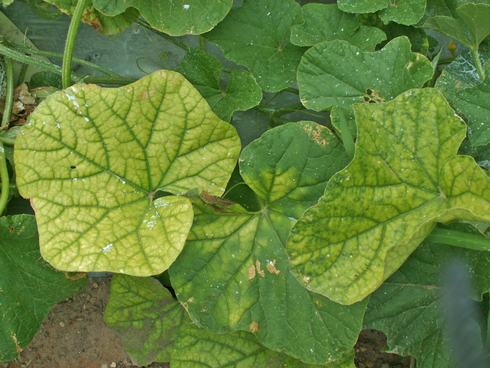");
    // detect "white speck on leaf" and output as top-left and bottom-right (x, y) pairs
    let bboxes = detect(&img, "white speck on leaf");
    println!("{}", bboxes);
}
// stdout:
(101, 243), (113, 254)
(183, 4), (190, 10)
